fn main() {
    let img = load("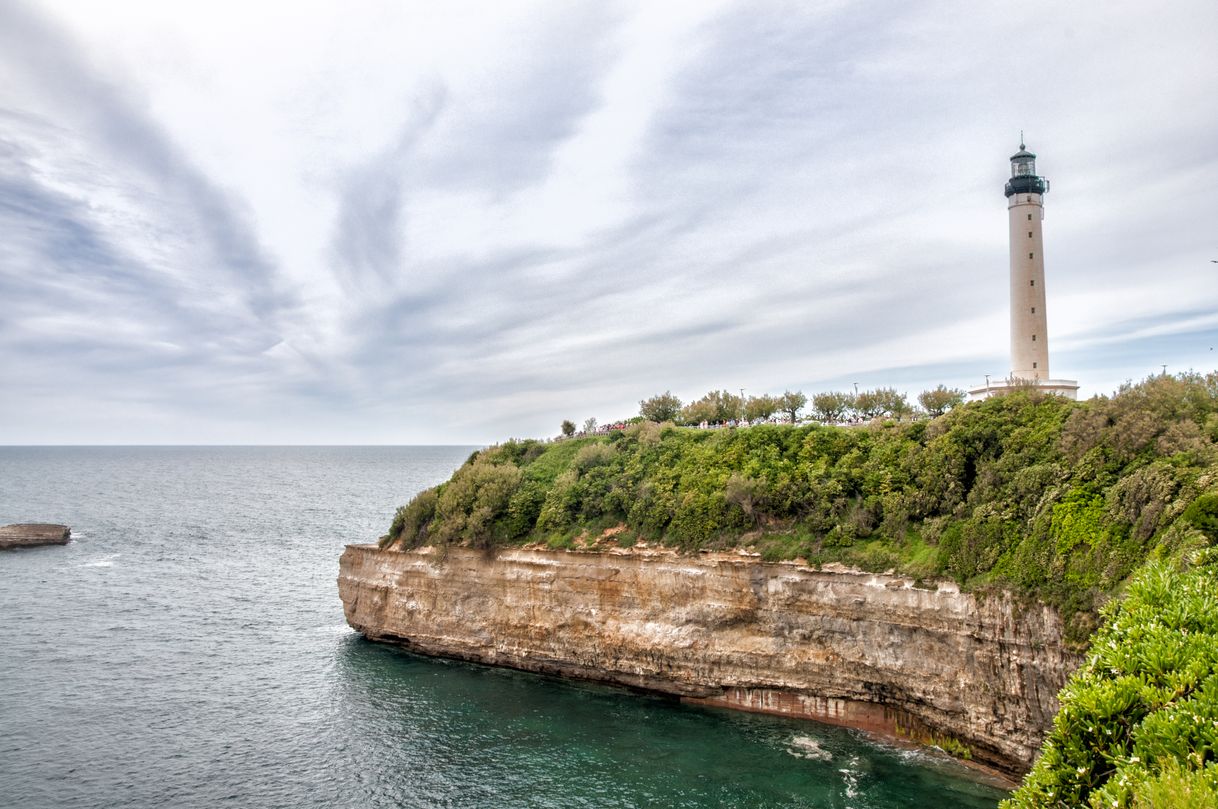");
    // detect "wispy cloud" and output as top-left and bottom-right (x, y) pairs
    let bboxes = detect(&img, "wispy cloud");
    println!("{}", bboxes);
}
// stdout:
(0, 0), (296, 437)
(2, 0), (1216, 443)
(330, 87), (448, 292)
